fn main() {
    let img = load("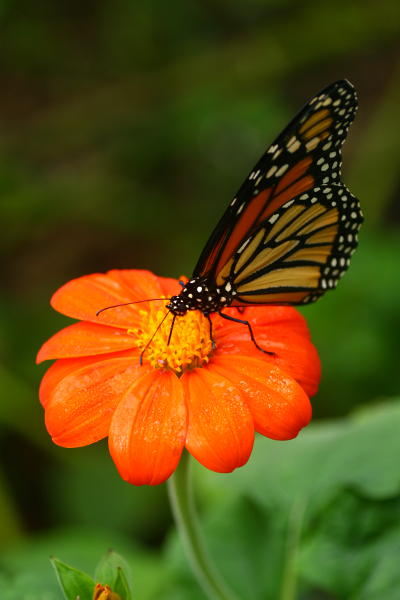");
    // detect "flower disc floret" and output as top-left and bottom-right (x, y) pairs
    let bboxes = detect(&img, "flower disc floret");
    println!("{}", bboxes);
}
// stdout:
(131, 303), (213, 373)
